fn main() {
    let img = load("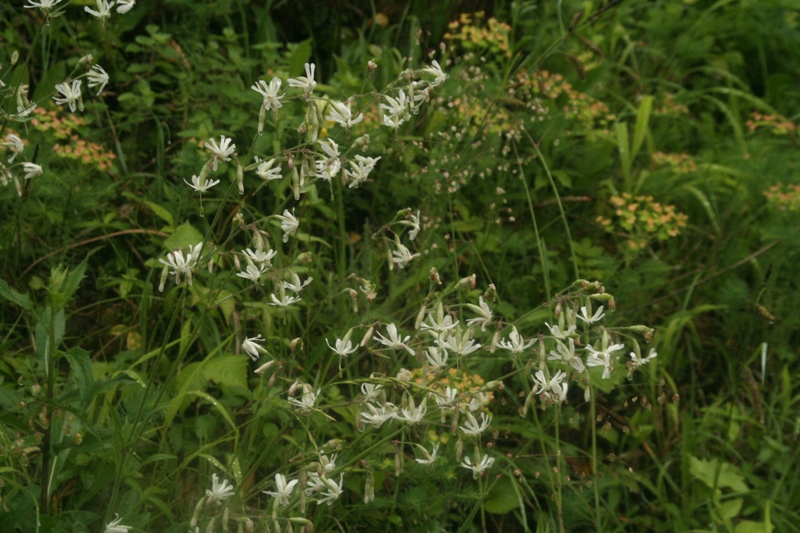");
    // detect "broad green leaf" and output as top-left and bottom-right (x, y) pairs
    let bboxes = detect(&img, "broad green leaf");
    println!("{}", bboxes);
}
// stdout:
(65, 347), (95, 409)
(689, 456), (749, 492)
(143, 200), (174, 227)
(0, 279), (32, 310)
(631, 95), (653, 162)
(204, 354), (248, 390)
(484, 475), (522, 514)
(288, 39), (313, 78)
(164, 222), (203, 250)
(735, 521), (774, 533)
